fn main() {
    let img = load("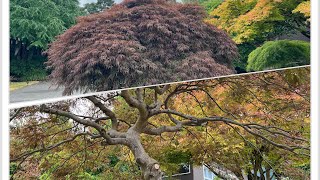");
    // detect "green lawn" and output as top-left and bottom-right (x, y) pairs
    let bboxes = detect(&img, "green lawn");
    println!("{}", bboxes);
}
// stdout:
(10, 81), (39, 91)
